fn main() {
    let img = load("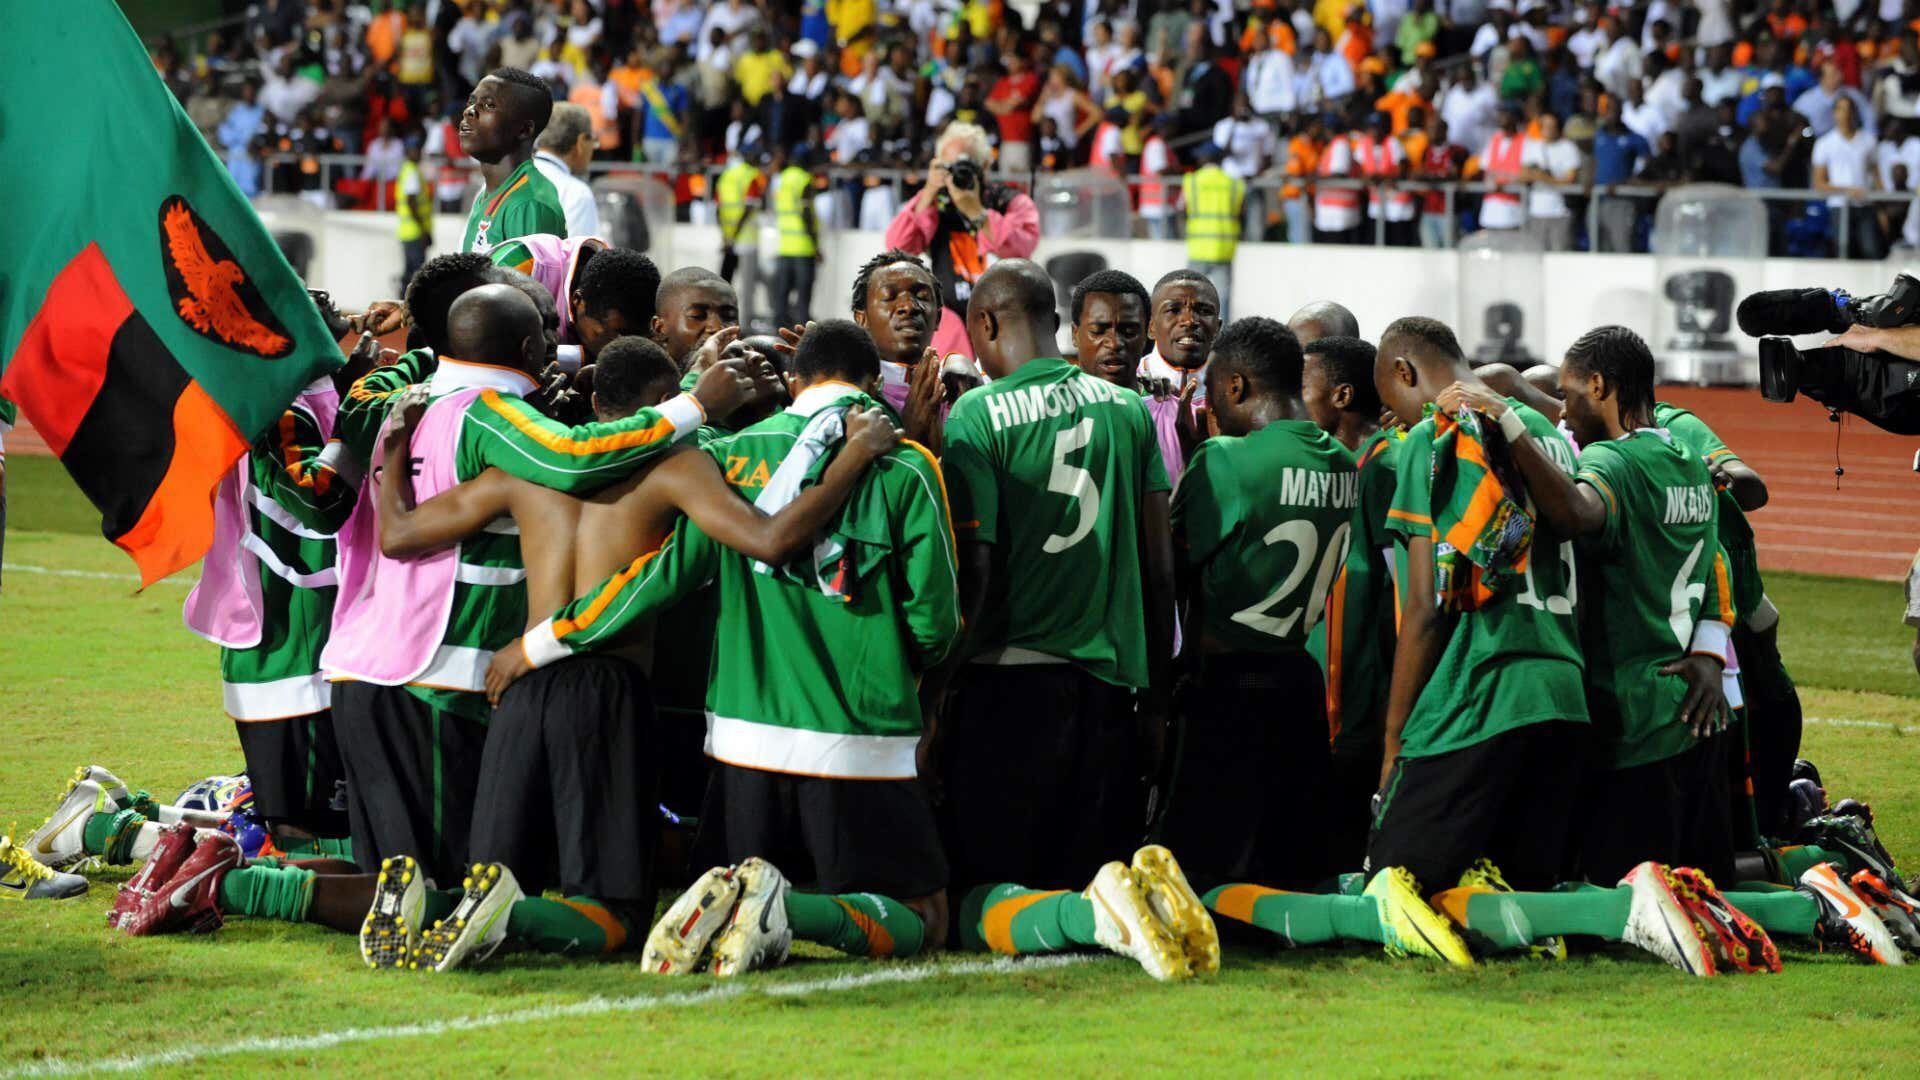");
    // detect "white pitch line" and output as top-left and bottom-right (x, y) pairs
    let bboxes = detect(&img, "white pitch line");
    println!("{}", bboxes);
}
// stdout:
(1, 564), (195, 586)
(3, 954), (1092, 1078)
(1806, 716), (1904, 731)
